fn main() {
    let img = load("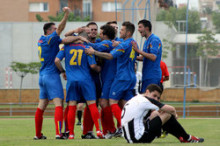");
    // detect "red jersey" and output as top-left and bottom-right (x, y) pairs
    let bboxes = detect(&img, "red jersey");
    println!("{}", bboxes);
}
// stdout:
(160, 61), (169, 83)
